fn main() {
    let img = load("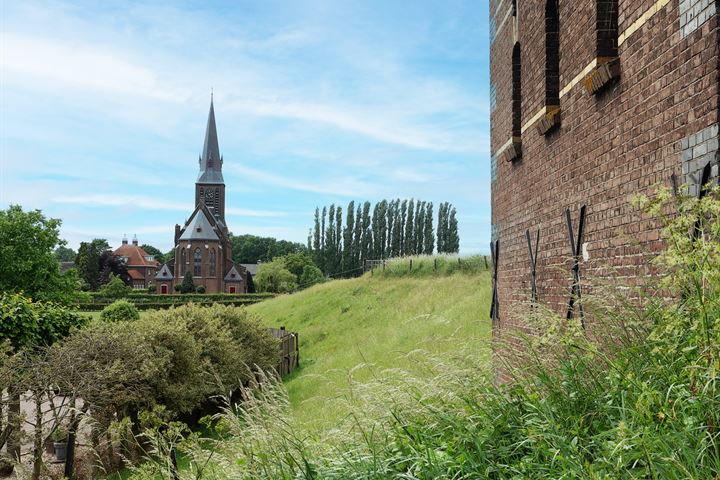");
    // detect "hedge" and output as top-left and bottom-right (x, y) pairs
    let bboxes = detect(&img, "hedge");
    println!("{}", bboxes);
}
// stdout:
(77, 294), (275, 311)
